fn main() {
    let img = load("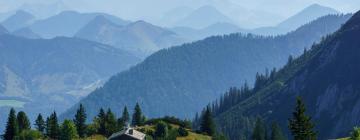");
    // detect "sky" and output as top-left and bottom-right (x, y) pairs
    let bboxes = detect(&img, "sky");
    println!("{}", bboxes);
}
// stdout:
(0, 0), (359, 28)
